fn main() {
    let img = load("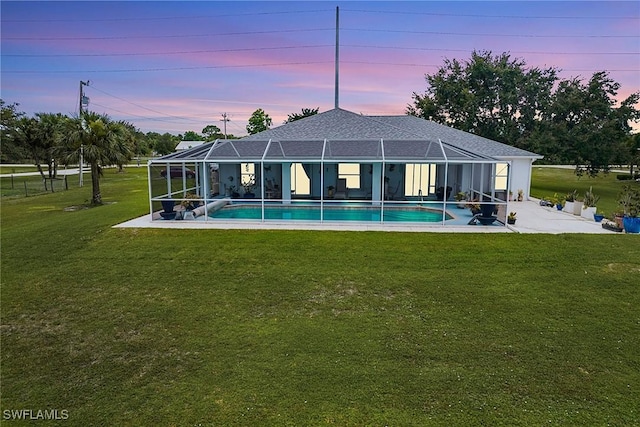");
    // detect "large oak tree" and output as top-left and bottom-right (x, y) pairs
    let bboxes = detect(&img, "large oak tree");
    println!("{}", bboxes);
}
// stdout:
(408, 51), (640, 175)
